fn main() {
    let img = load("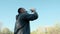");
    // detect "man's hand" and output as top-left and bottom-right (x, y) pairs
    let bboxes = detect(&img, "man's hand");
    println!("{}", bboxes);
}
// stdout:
(30, 8), (36, 12)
